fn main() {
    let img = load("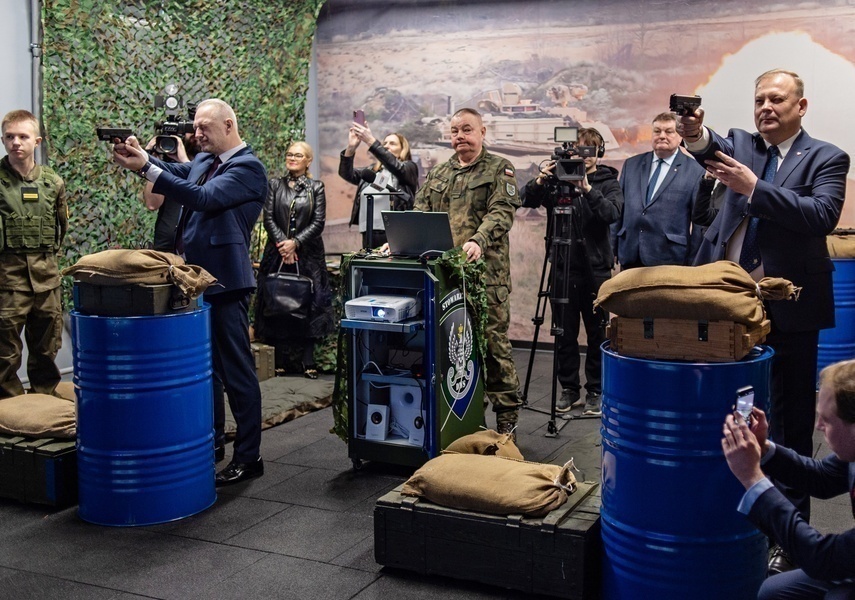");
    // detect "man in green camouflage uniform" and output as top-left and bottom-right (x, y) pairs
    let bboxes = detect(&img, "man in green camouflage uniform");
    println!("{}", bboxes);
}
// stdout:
(0, 110), (67, 398)
(414, 108), (522, 435)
